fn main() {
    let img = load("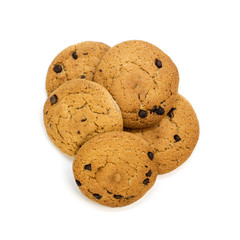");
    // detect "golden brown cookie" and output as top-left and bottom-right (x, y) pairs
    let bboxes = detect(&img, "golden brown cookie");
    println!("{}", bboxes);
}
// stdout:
(43, 79), (123, 156)
(94, 40), (179, 128)
(46, 41), (110, 95)
(73, 131), (158, 207)
(126, 94), (199, 174)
